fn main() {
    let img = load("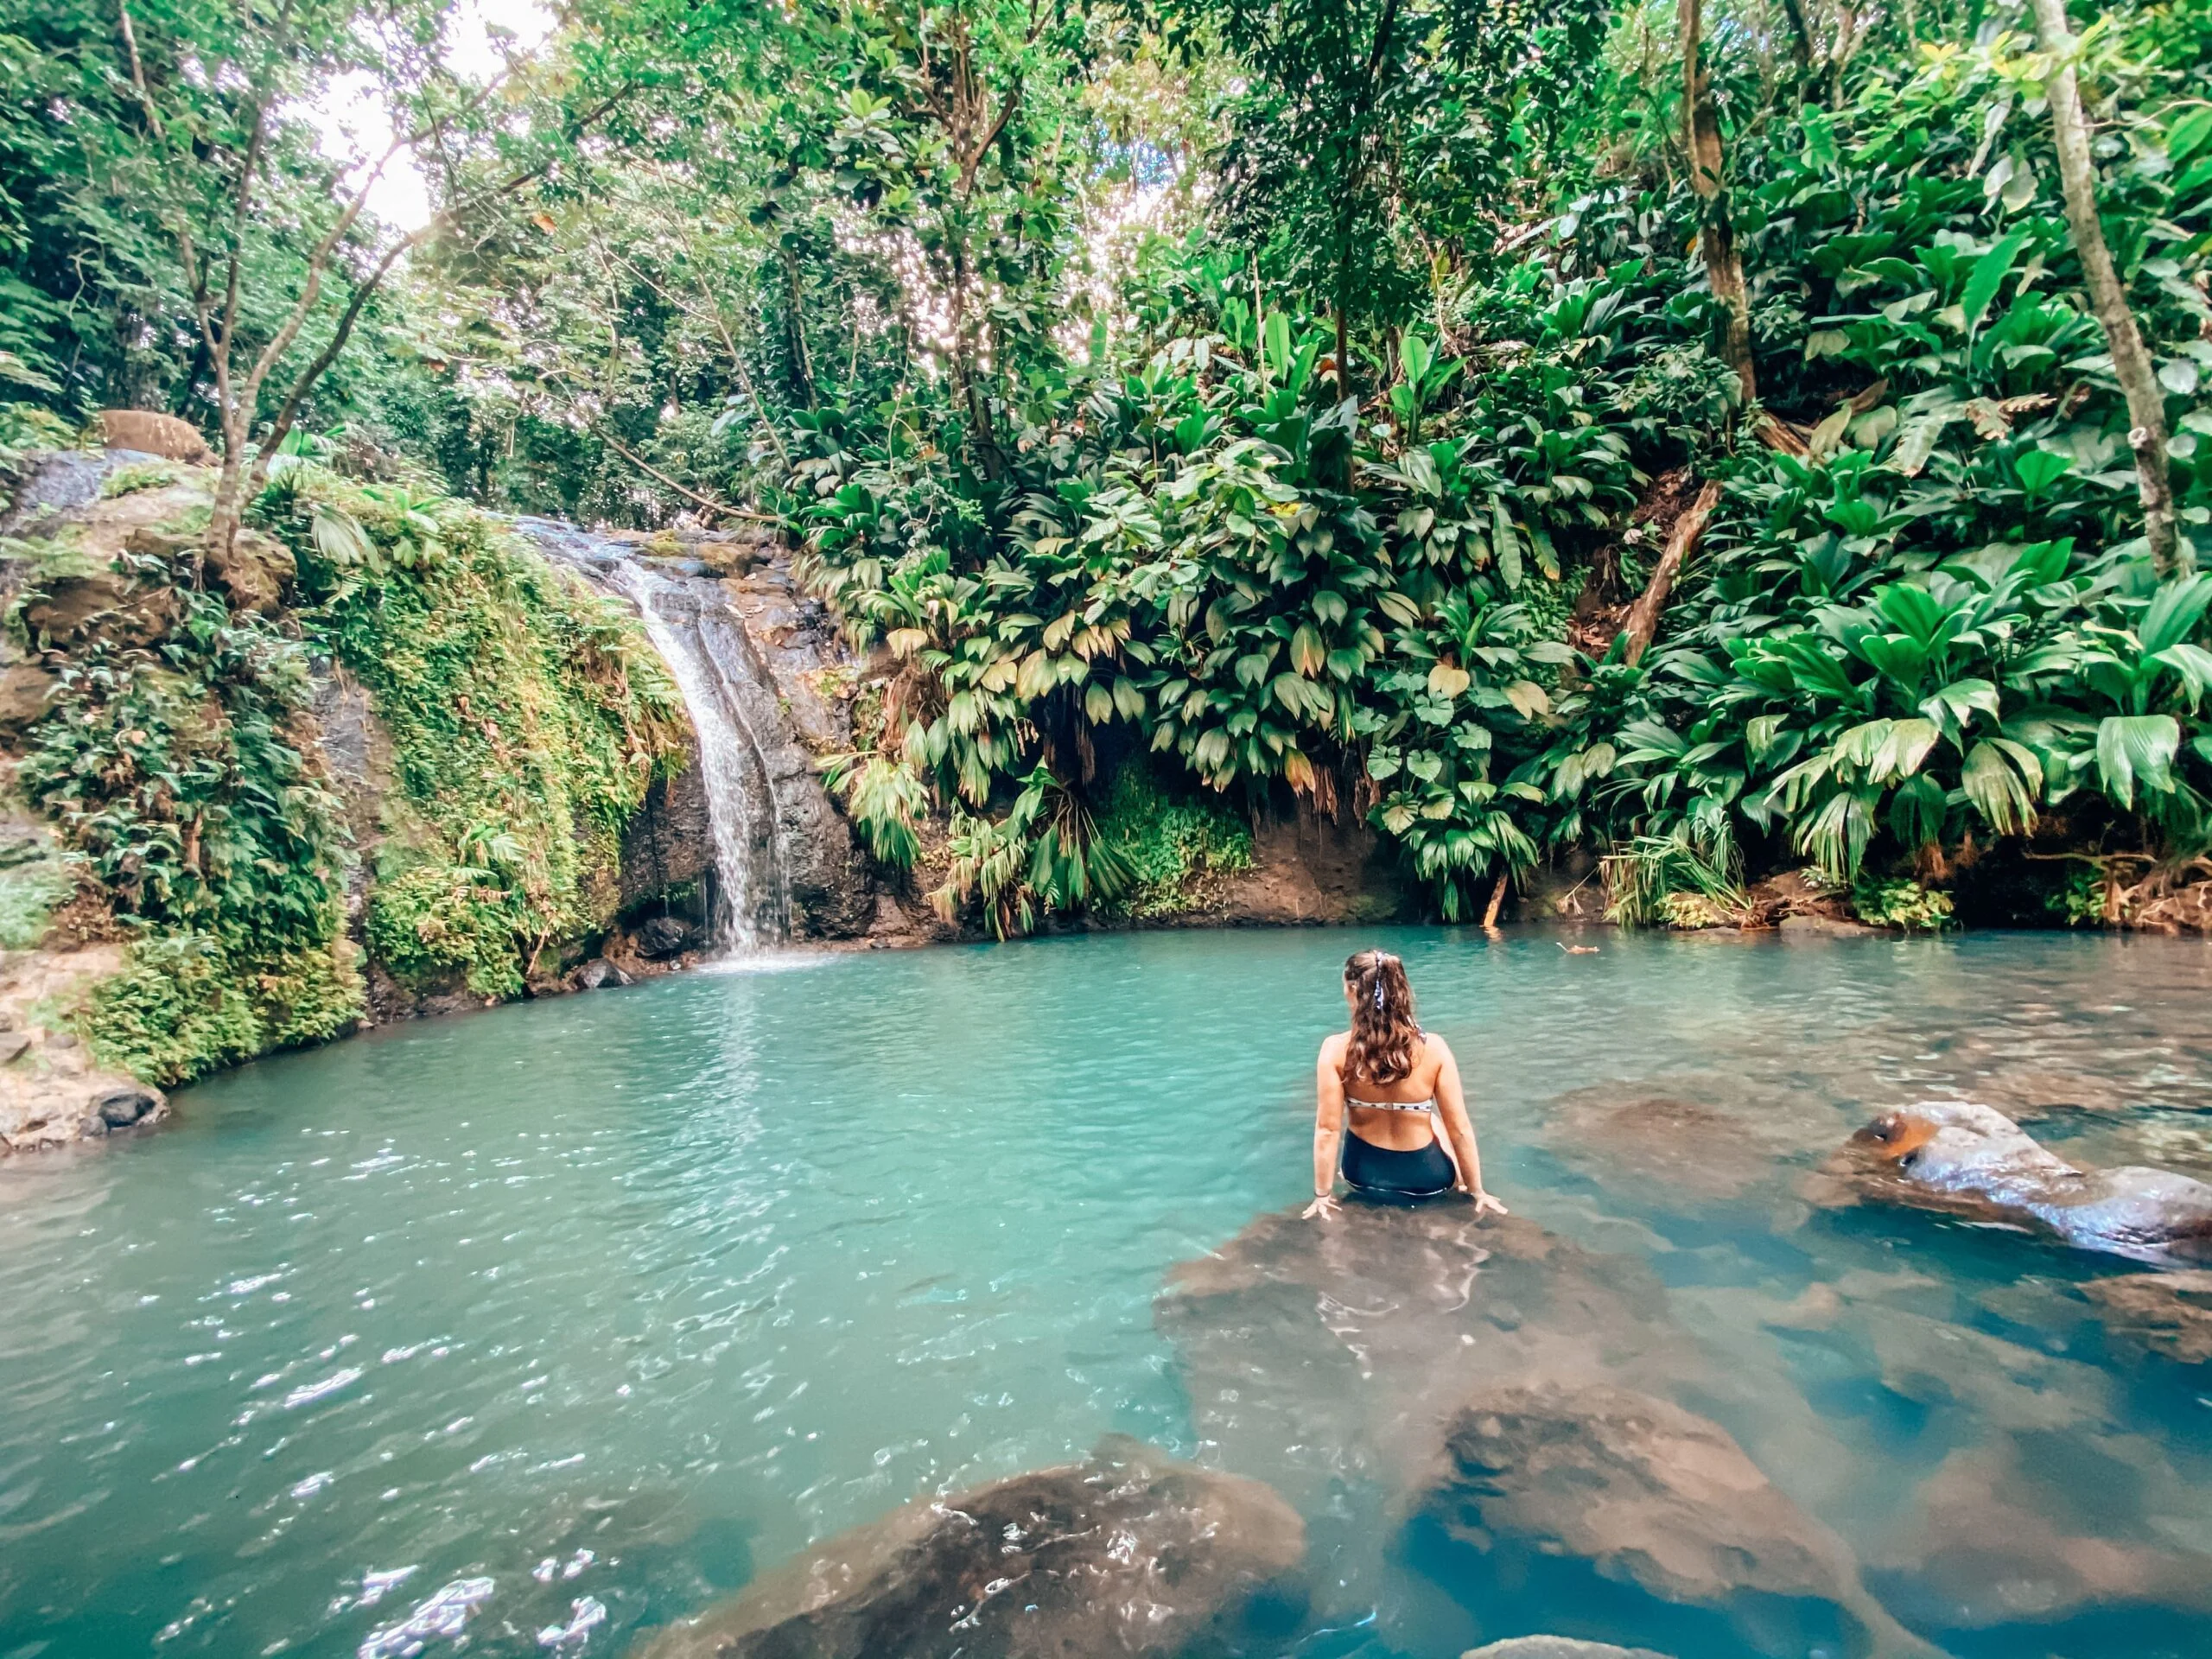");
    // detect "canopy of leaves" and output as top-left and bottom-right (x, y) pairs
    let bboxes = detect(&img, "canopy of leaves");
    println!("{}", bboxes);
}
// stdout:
(9, 0), (2212, 934)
